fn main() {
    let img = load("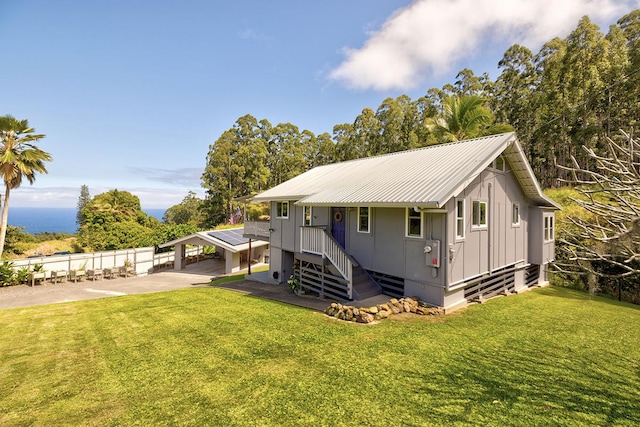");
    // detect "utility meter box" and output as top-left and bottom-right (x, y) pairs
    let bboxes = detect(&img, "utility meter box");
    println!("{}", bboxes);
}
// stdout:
(424, 240), (441, 268)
